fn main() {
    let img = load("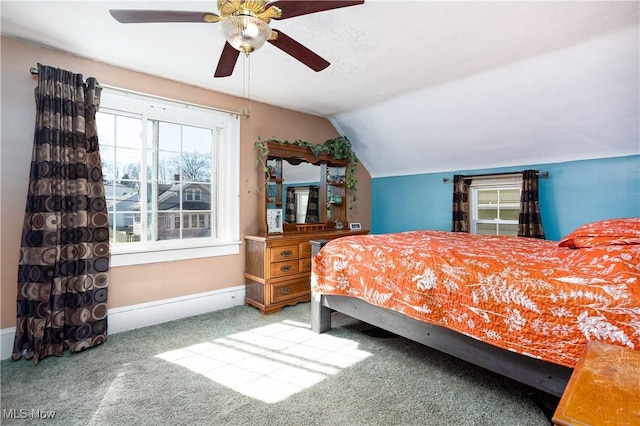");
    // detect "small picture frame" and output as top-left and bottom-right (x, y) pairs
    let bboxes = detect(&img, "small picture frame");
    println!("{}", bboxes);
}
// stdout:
(349, 222), (362, 230)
